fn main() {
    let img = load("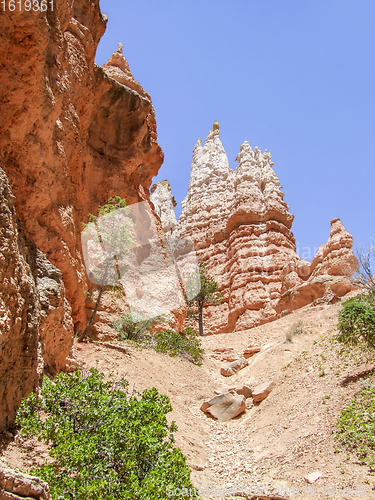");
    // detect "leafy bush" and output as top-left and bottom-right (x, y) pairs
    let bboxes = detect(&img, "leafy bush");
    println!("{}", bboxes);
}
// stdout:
(335, 385), (375, 469)
(335, 292), (375, 350)
(113, 314), (204, 366)
(16, 369), (198, 499)
(112, 312), (157, 341)
(154, 327), (204, 365)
